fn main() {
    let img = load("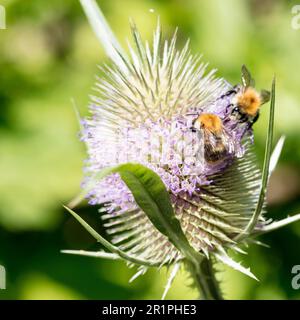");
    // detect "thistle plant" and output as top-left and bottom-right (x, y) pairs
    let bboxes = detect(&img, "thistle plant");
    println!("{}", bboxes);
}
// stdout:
(63, 0), (300, 300)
